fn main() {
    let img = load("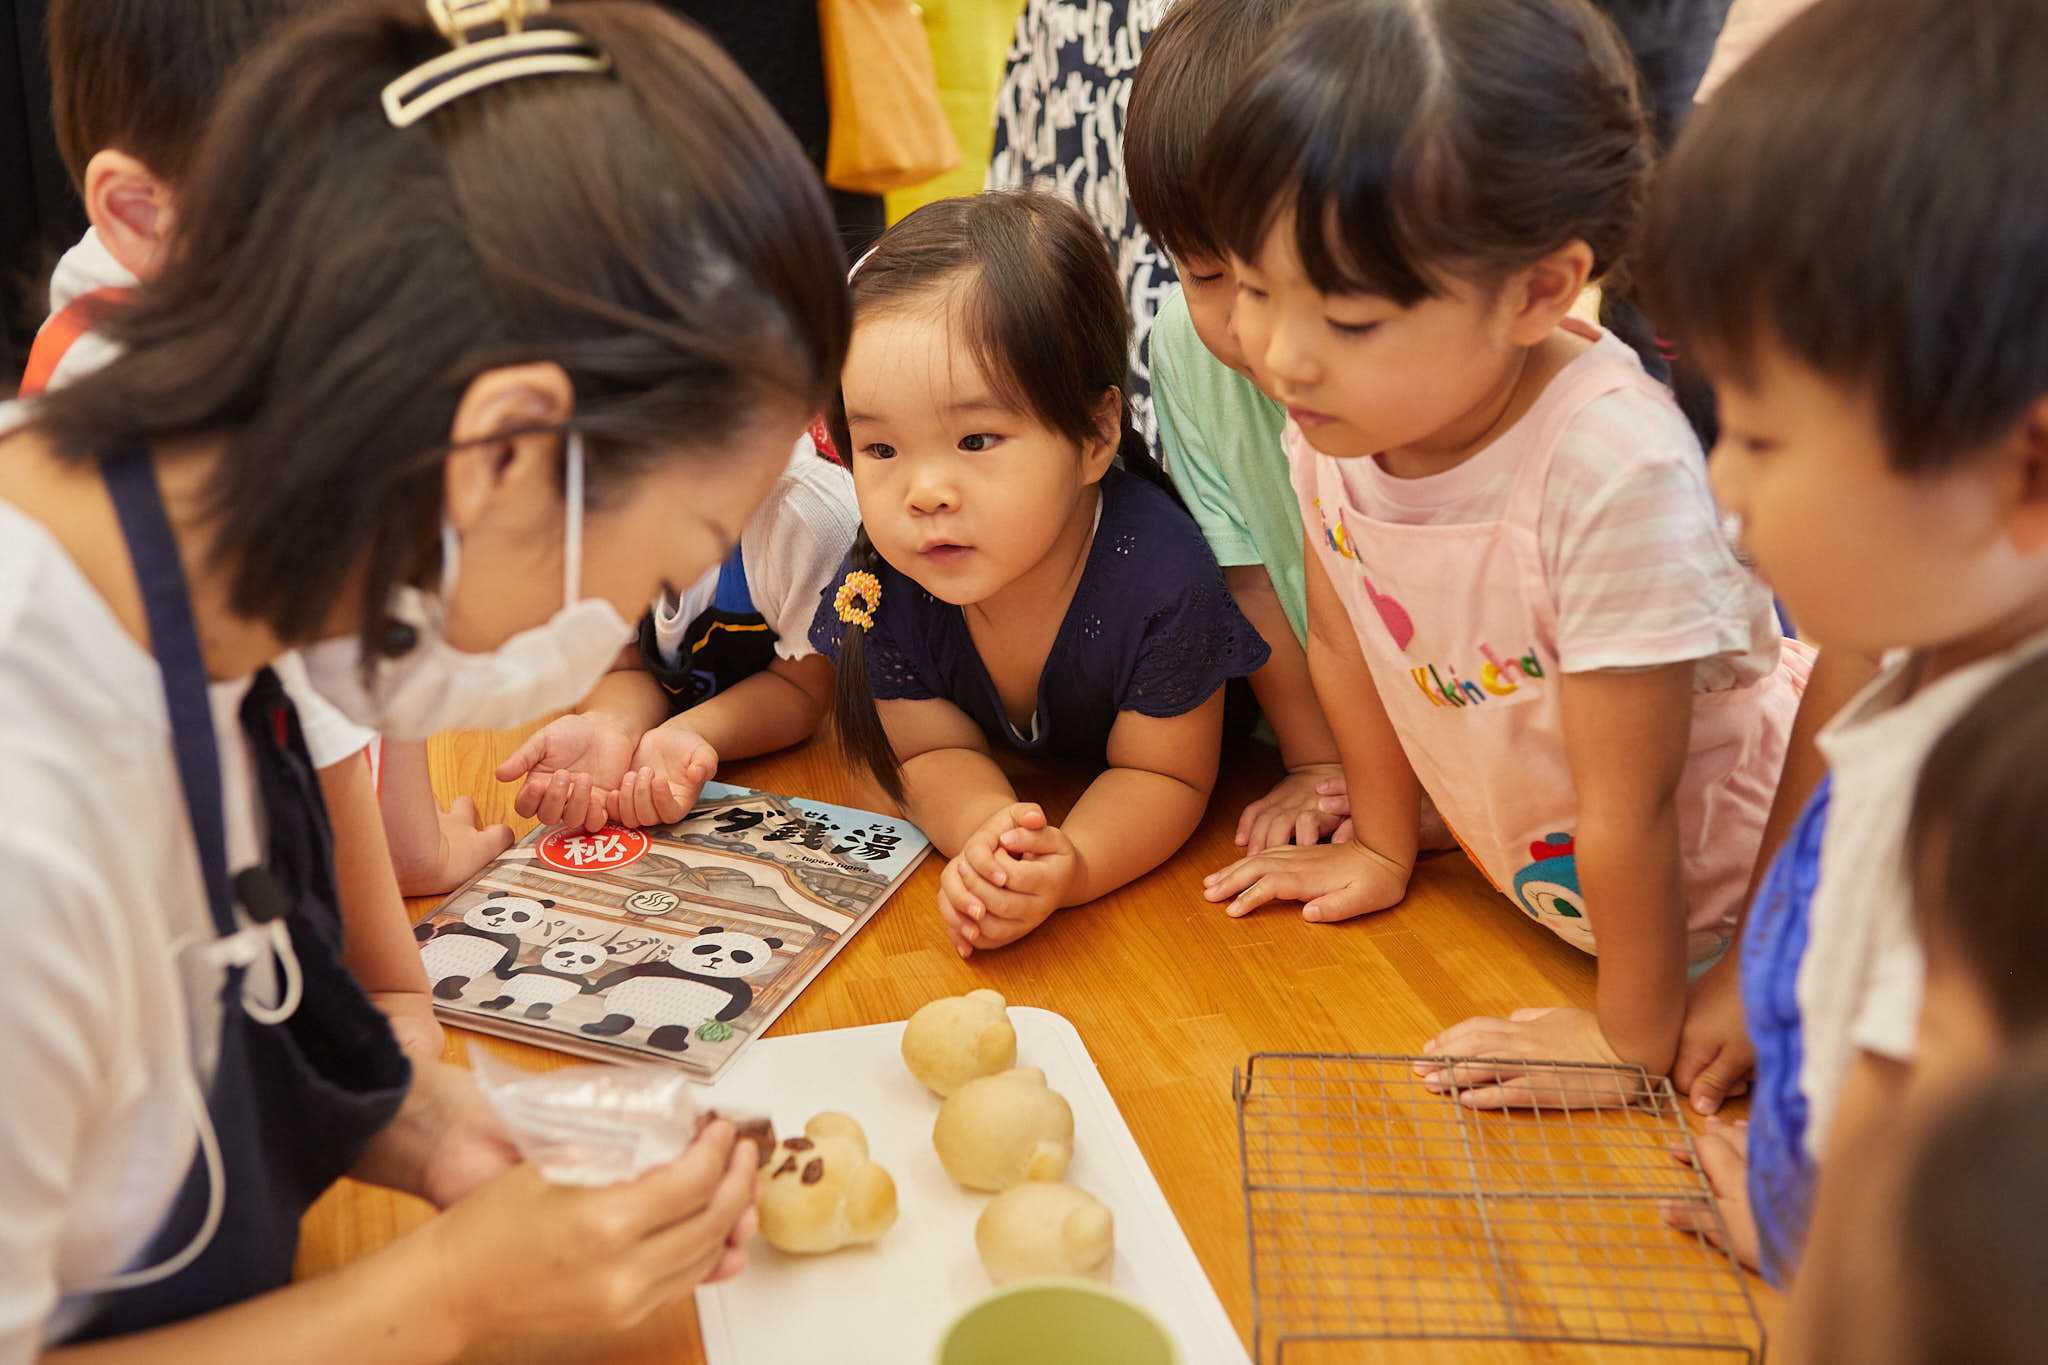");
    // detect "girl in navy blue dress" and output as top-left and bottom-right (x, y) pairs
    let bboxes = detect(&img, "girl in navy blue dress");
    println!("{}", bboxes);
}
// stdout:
(811, 190), (1268, 958)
